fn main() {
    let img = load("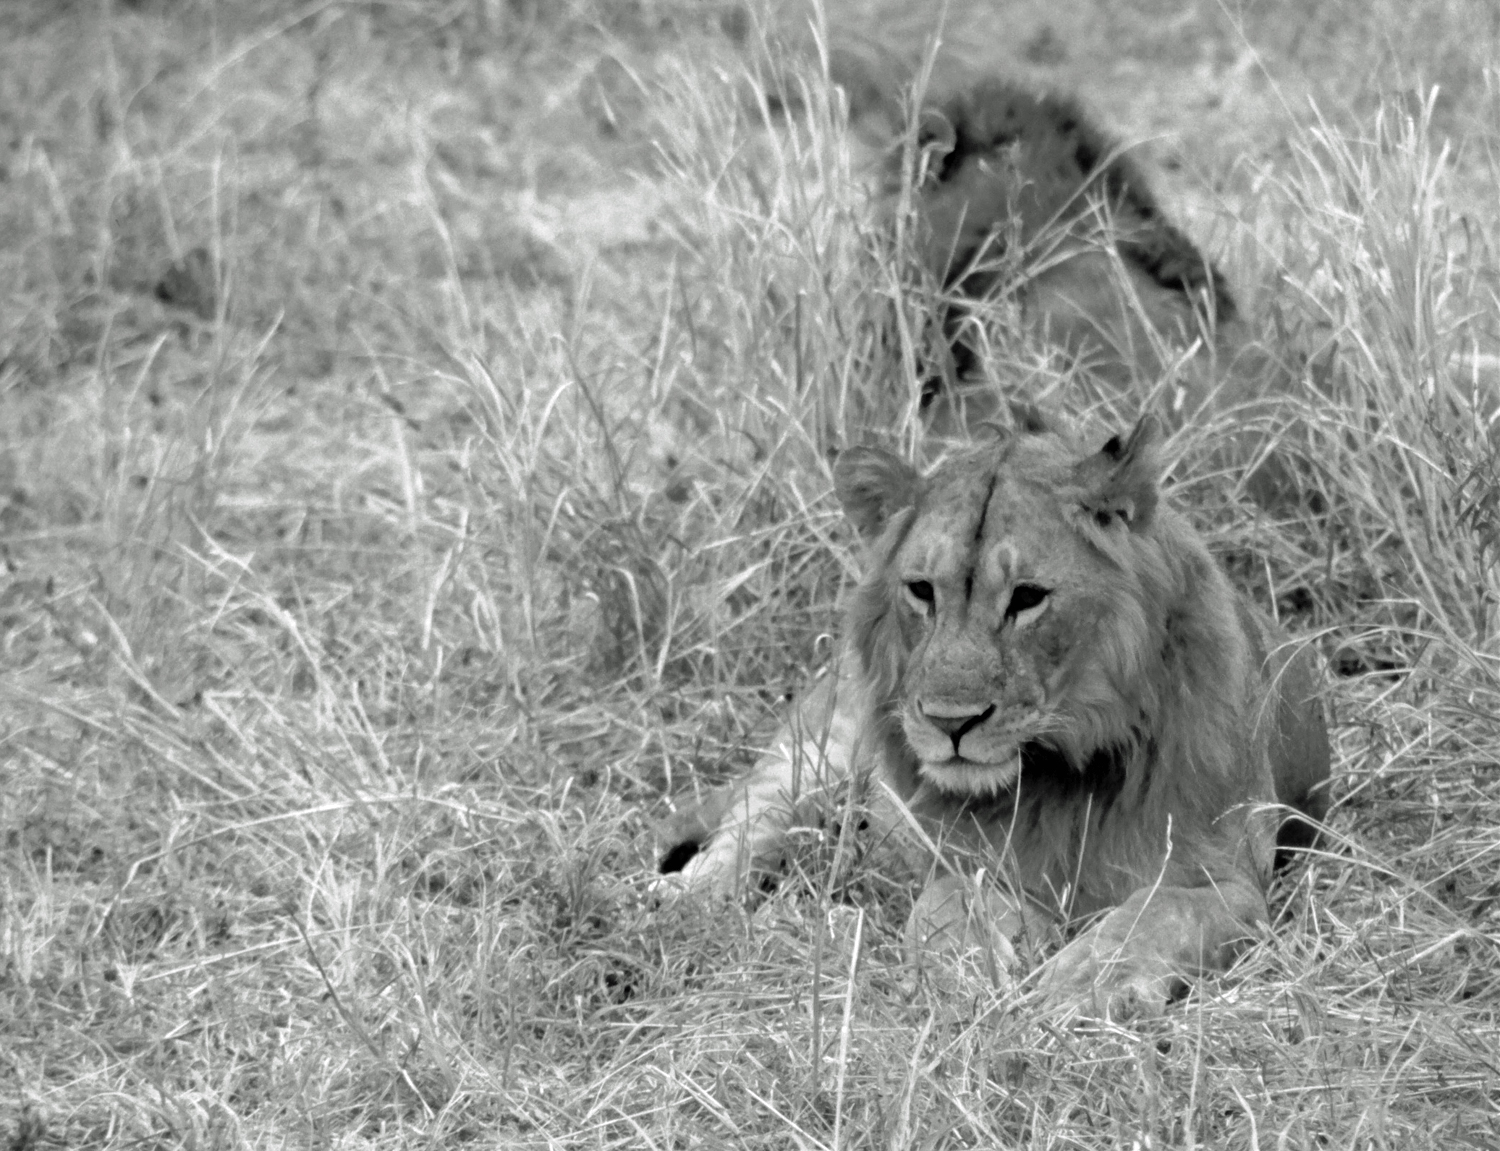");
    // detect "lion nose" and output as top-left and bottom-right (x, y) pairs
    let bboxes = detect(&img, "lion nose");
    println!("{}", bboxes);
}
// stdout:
(921, 703), (996, 752)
